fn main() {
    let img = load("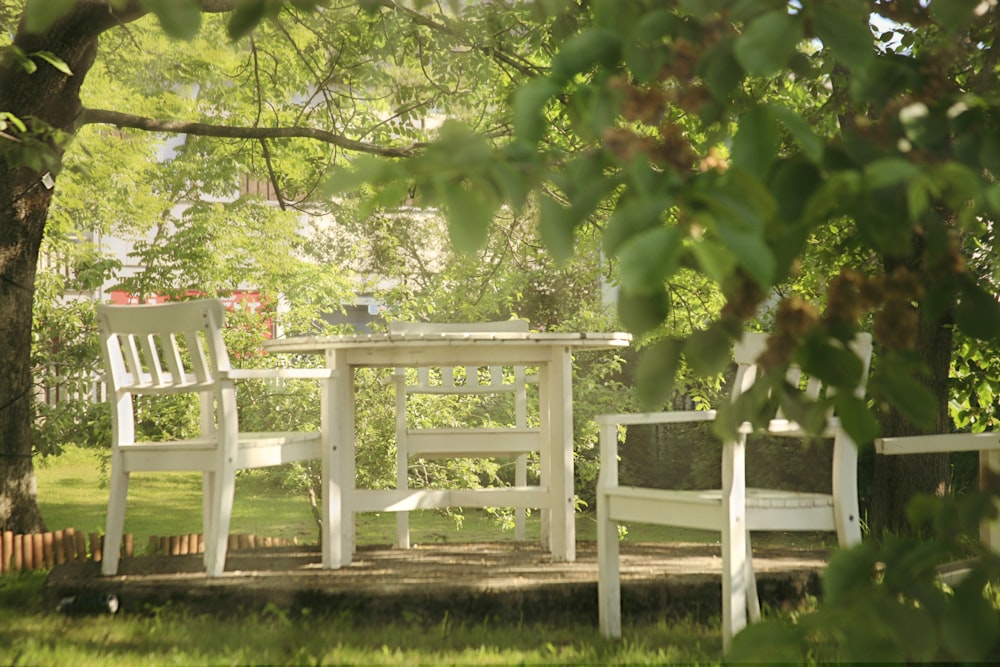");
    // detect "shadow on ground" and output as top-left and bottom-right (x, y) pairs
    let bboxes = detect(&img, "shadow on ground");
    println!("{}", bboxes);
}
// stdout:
(45, 541), (827, 626)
